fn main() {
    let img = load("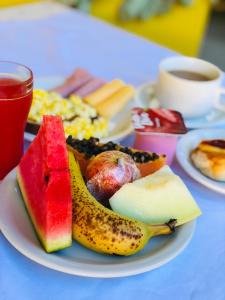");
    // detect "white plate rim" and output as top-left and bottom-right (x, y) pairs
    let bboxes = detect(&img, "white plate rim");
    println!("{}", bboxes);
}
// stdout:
(24, 125), (133, 144)
(176, 129), (225, 195)
(0, 169), (195, 278)
(135, 82), (225, 129)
